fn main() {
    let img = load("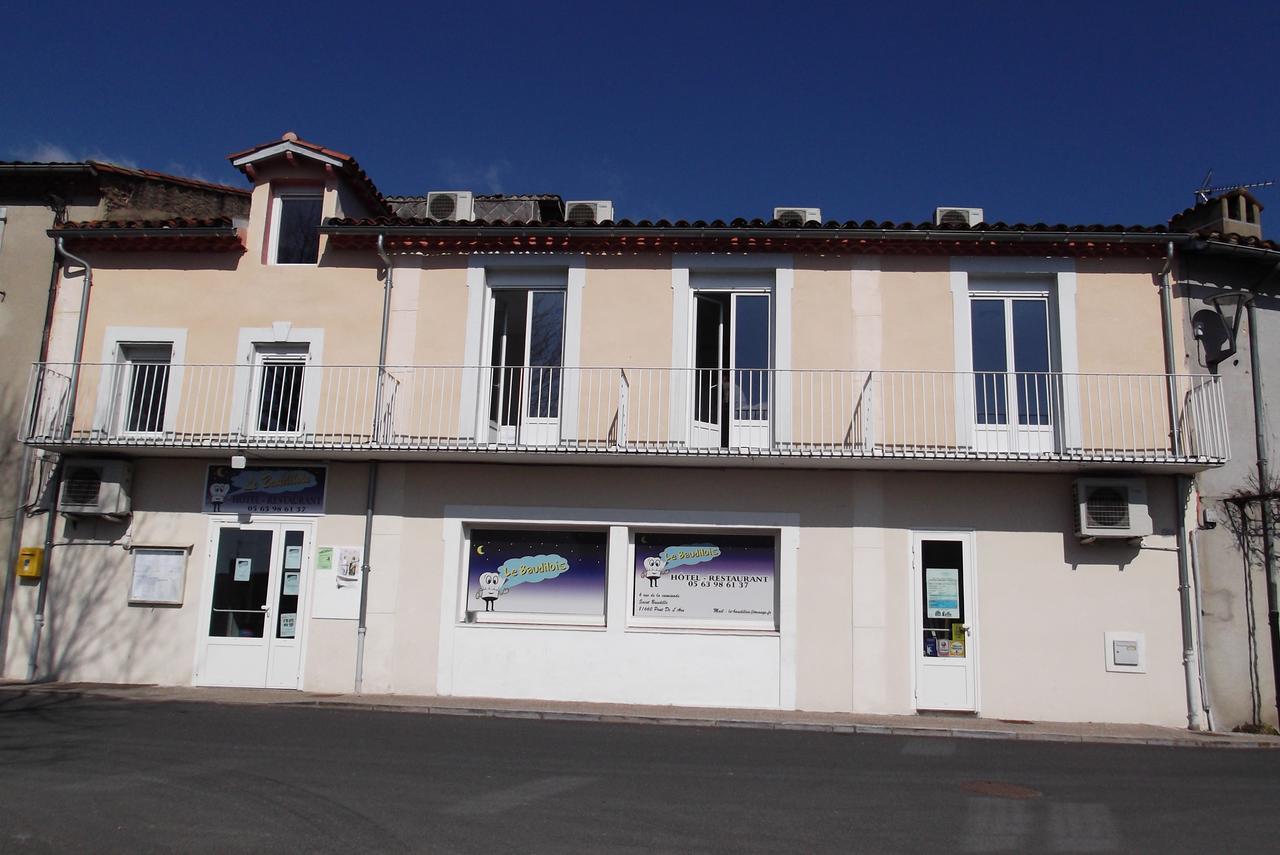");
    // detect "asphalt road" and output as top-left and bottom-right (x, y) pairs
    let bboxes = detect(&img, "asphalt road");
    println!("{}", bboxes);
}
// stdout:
(0, 688), (1276, 853)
